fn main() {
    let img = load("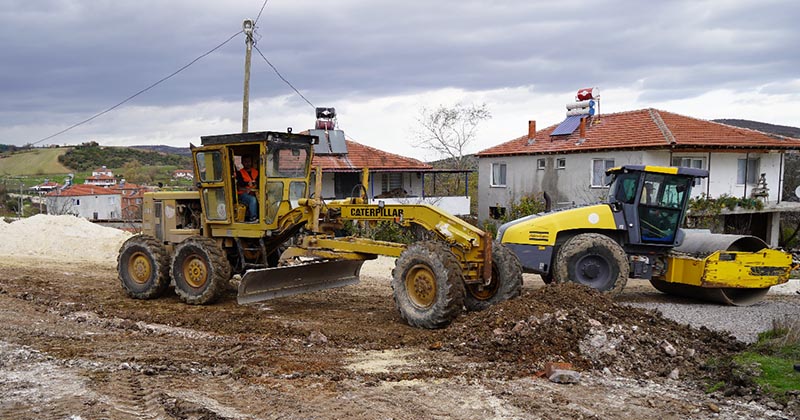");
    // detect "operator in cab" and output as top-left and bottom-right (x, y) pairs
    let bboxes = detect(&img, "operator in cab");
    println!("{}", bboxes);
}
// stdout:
(236, 155), (259, 222)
